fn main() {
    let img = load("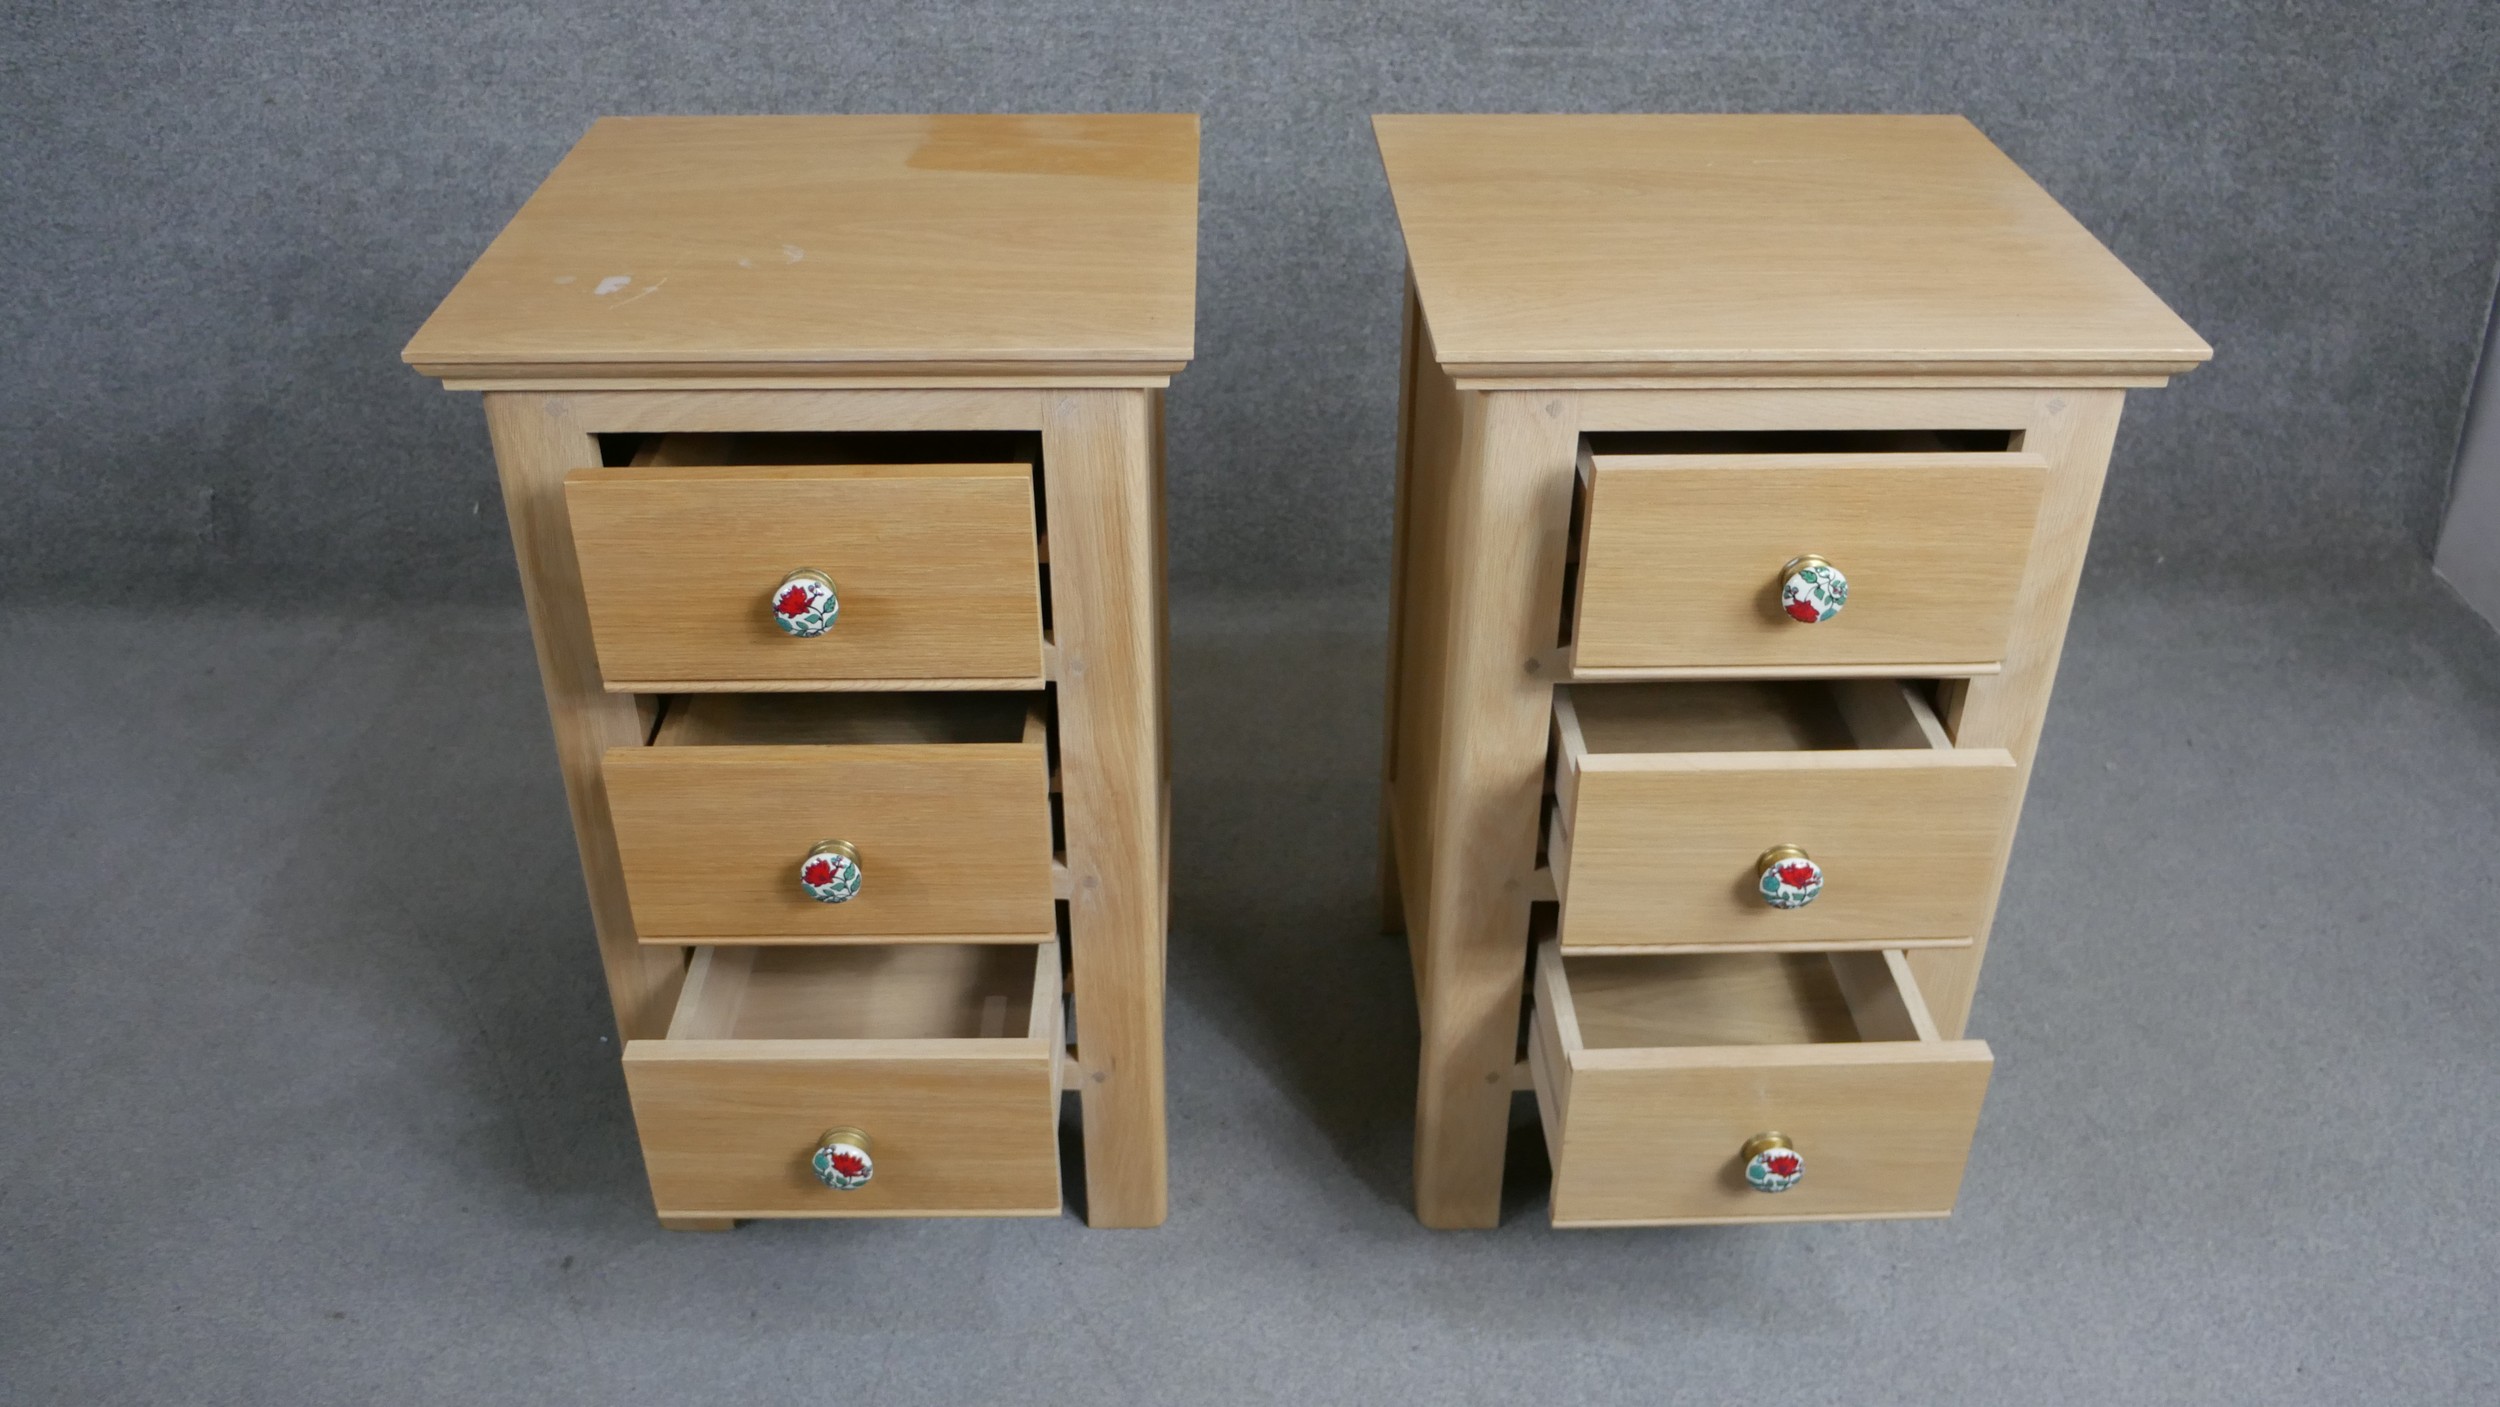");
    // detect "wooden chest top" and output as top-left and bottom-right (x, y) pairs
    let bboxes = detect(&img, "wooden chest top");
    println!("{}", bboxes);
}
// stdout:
(1372, 114), (2208, 380)
(405, 114), (1199, 381)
